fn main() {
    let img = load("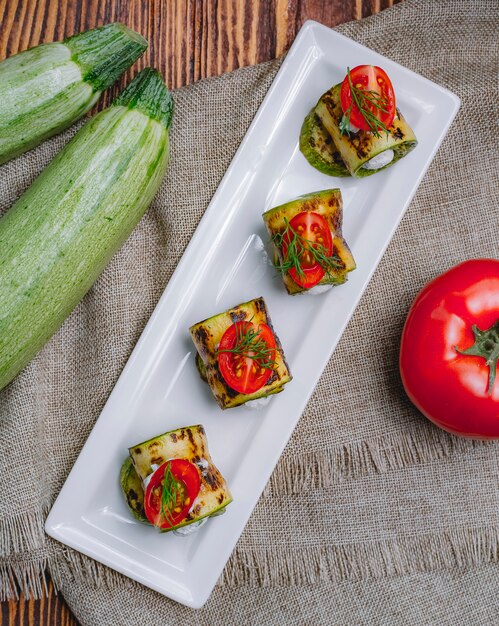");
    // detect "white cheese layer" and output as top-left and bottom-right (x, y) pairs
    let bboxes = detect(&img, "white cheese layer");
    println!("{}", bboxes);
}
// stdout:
(296, 284), (333, 296)
(245, 395), (272, 410)
(306, 284), (334, 295)
(173, 518), (208, 536)
(362, 149), (394, 170)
